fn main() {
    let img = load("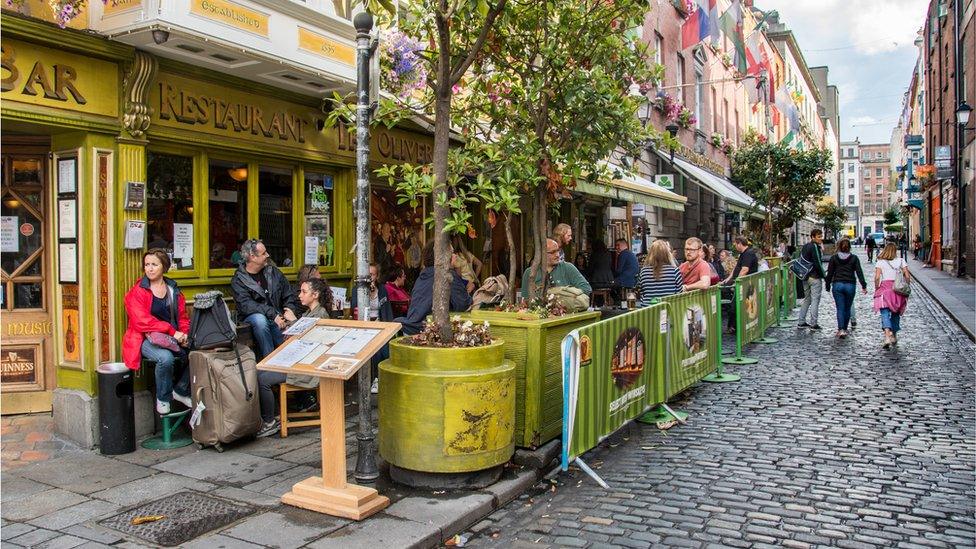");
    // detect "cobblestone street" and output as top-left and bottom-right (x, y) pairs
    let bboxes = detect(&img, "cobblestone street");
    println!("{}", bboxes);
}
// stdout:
(466, 261), (976, 548)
